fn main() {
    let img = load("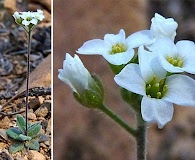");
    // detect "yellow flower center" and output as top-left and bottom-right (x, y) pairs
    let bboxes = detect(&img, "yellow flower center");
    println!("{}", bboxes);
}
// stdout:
(27, 17), (32, 21)
(166, 56), (183, 68)
(146, 75), (168, 99)
(110, 43), (127, 54)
